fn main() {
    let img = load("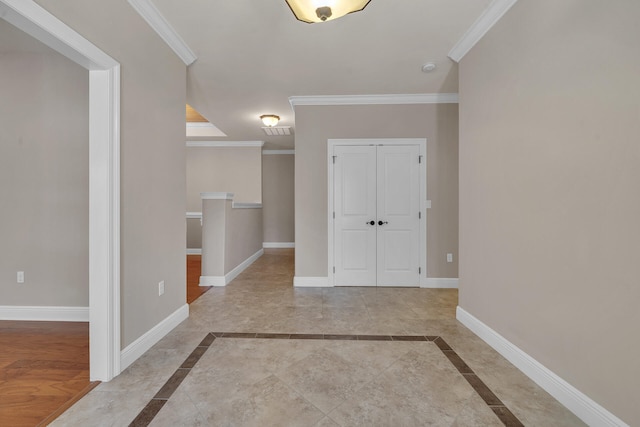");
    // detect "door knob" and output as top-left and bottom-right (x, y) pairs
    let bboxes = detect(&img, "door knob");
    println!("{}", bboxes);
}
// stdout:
(366, 220), (375, 226)
(378, 220), (388, 226)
